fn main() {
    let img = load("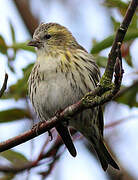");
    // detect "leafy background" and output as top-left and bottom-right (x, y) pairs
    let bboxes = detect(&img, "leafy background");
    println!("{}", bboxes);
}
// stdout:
(0, 0), (138, 179)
